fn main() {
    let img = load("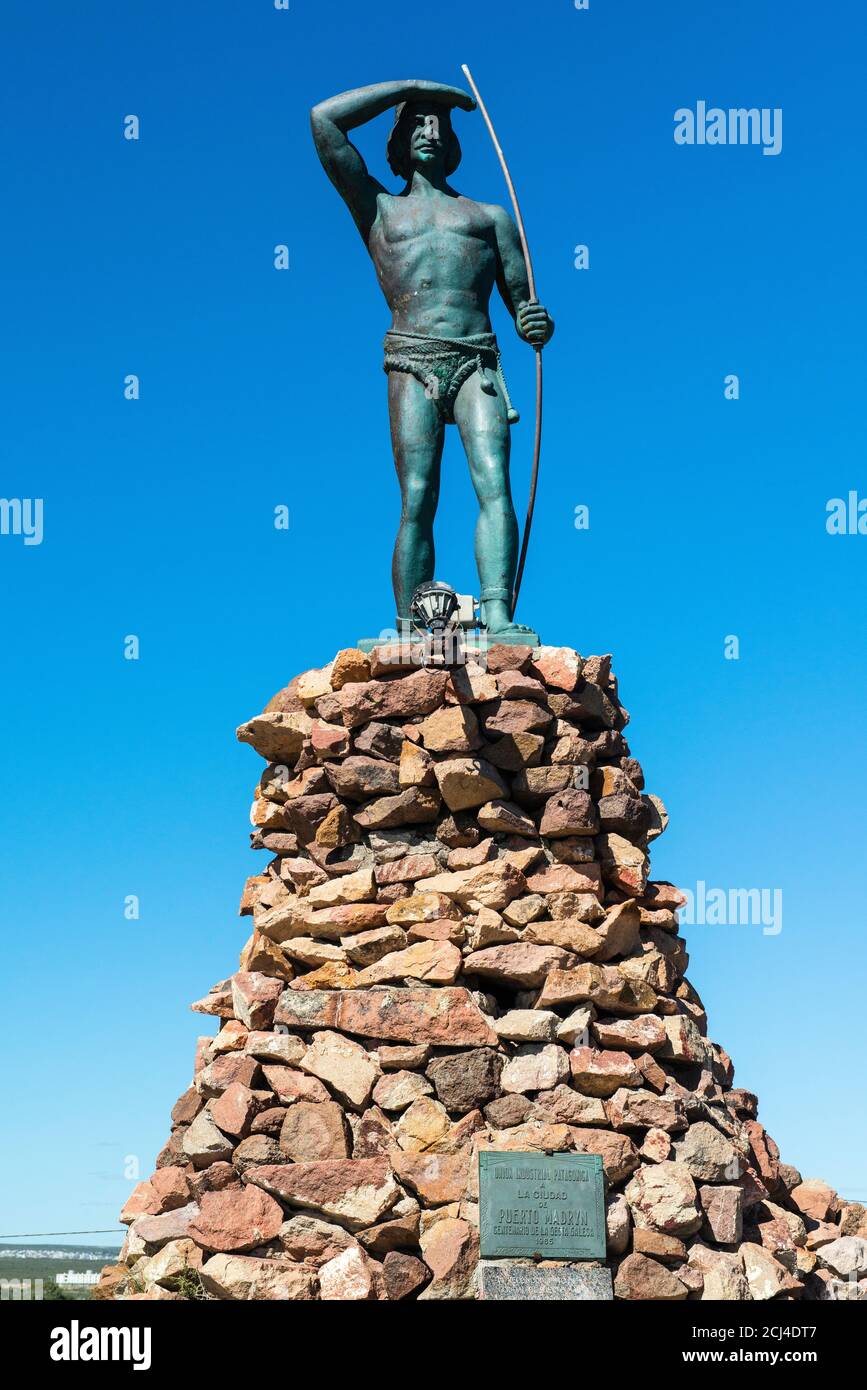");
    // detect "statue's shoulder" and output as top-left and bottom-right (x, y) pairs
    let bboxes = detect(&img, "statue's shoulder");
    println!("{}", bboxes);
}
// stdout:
(369, 186), (408, 224)
(454, 195), (513, 231)
(451, 193), (507, 225)
(482, 199), (516, 228)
